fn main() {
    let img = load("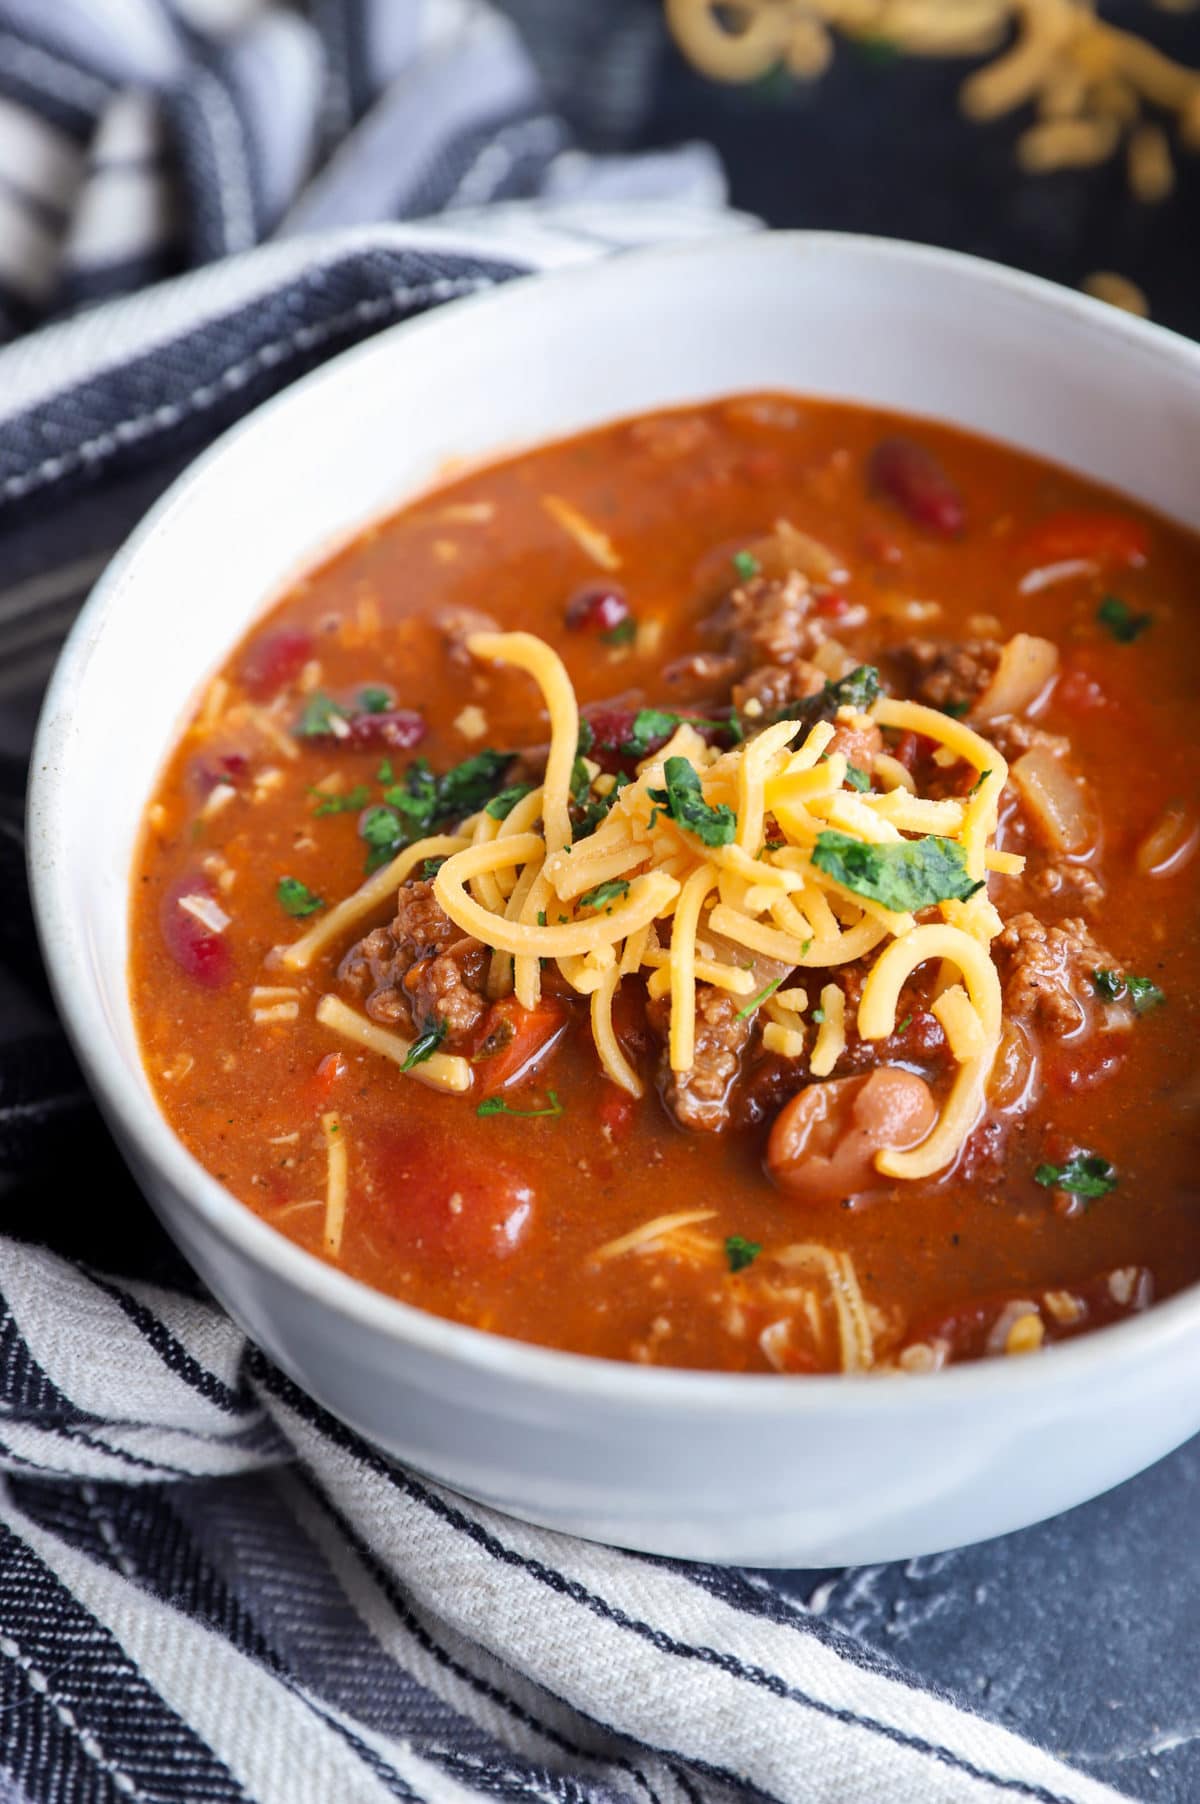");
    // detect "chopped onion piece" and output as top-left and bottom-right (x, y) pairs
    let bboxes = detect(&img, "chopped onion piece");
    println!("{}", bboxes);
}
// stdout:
(971, 634), (1059, 723)
(177, 892), (231, 934)
(1010, 745), (1096, 854)
(1137, 803), (1198, 877)
(1017, 558), (1098, 595)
